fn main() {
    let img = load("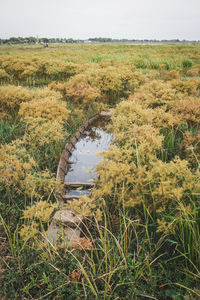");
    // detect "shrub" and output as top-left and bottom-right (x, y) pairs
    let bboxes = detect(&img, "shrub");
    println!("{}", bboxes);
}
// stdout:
(20, 170), (62, 199)
(165, 69), (180, 80)
(132, 80), (180, 109)
(19, 98), (69, 123)
(0, 139), (37, 188)
(0, 68), (10, 81)
(170, 79), (200, 96)
(171, 97), (200, 128)
(89, 66), (124, 103)
(145, 70), (160, 80)
(0, 85), (63, 120)
(65, 73), (102, 103)
(22, 117), (66, 168)
(179, 131), (200, 168)
(23, 117), (65, 148)
(0, 54), (80, 84)
(31, 87), (63, 101)
(0, 85), (32, 119)
(0, 138), (62, 200)
(186, 67), (200, 77)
